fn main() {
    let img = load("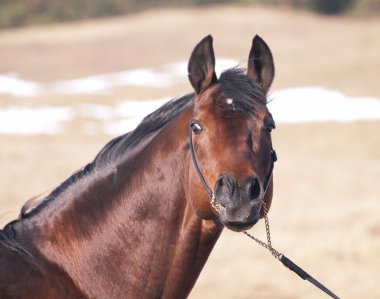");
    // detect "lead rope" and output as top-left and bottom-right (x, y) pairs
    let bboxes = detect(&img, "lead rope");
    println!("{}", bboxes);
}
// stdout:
(243, 203), (340, 299)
